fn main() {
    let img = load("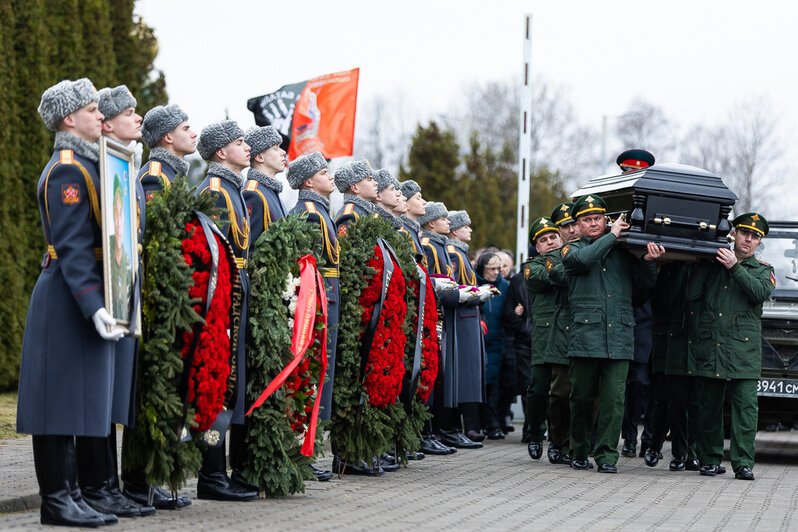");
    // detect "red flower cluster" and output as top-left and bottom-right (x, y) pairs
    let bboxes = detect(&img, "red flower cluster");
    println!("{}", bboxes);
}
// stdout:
(179, 220), (232, 432)
(359, 246), (407, 407)
(413, 270), (440, 403)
